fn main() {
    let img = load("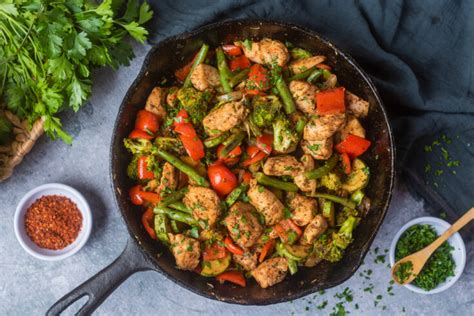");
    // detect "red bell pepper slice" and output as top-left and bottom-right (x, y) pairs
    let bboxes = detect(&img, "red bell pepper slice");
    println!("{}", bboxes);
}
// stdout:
(258, 239), (276, 263)
(224, 236), (244, 255)
(316, 63), (332, 70)
(137, 156), (154, 180)
(216, 271), (246, 287)
(217, 144), (242, 166)
(248, 64), (271, 91)
(222, 45), (242, 56)
(173, 109), (205, 161)
(128, 129), (154, 140)
(129, 185), (161, 205)
(175, 52), (198, 81)
(242, 171), (253, 184)
(135, 110), (160, 134)
(229, 55), (251, 72)
(315, 87), (346, 115)
(335, 134), (371, 159)
(142, 208), (157, 240)
(341, 152), (352, 175)
(256, 134), (273, 155)
(246, 145), (261, 159)
(203, 242), (227, 261)
(275, 219), (302, 243)
(242, 151), (266, 167)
